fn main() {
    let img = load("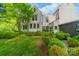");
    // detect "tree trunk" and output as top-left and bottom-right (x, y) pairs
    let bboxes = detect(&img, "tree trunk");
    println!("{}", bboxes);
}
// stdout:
(26, 21), (29, 32)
